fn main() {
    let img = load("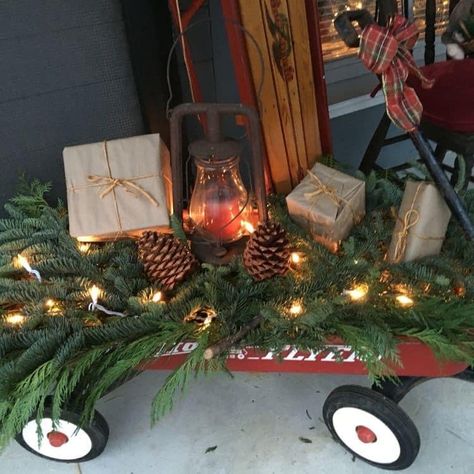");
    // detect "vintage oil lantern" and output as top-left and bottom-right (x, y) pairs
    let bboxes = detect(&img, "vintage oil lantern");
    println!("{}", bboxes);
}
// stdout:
(170, 103), (267, 263)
